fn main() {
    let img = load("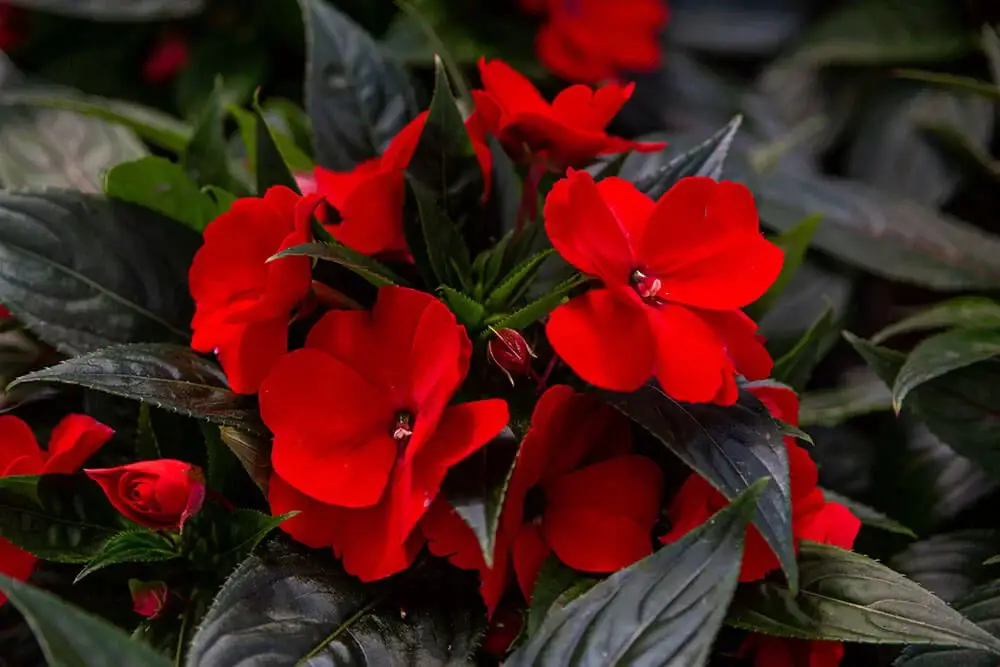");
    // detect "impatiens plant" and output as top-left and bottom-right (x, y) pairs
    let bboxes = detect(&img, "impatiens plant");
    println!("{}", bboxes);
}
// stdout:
(2, 2), (1000, 667)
